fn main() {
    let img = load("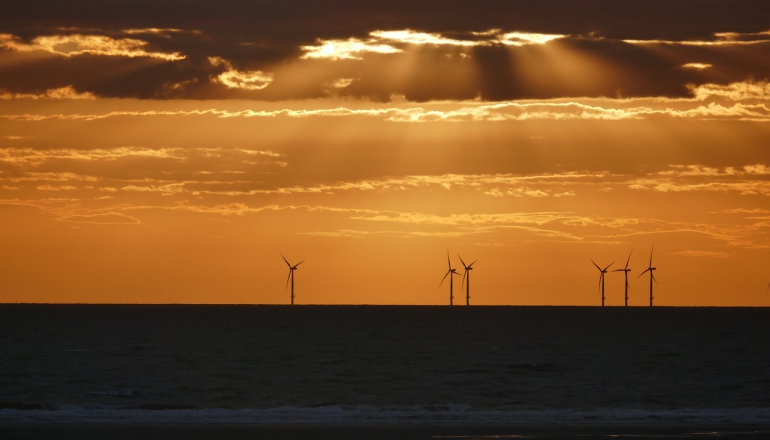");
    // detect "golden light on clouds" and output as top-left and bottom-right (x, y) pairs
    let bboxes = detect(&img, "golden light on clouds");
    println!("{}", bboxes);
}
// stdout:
(497, 32), (564, 46)
(208, 57), (274, 90)
(301, 29), (565, 60)
(2, 81), (768, 123)
(216, 69), (274, 90)
(1, 5), (770, 306)
(370, 30), (481, 47)
(0, 86), (96, 100)
(0, 33), (185, 60)
(682, 63), (712, 70)
(300, 38), (402, 60)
